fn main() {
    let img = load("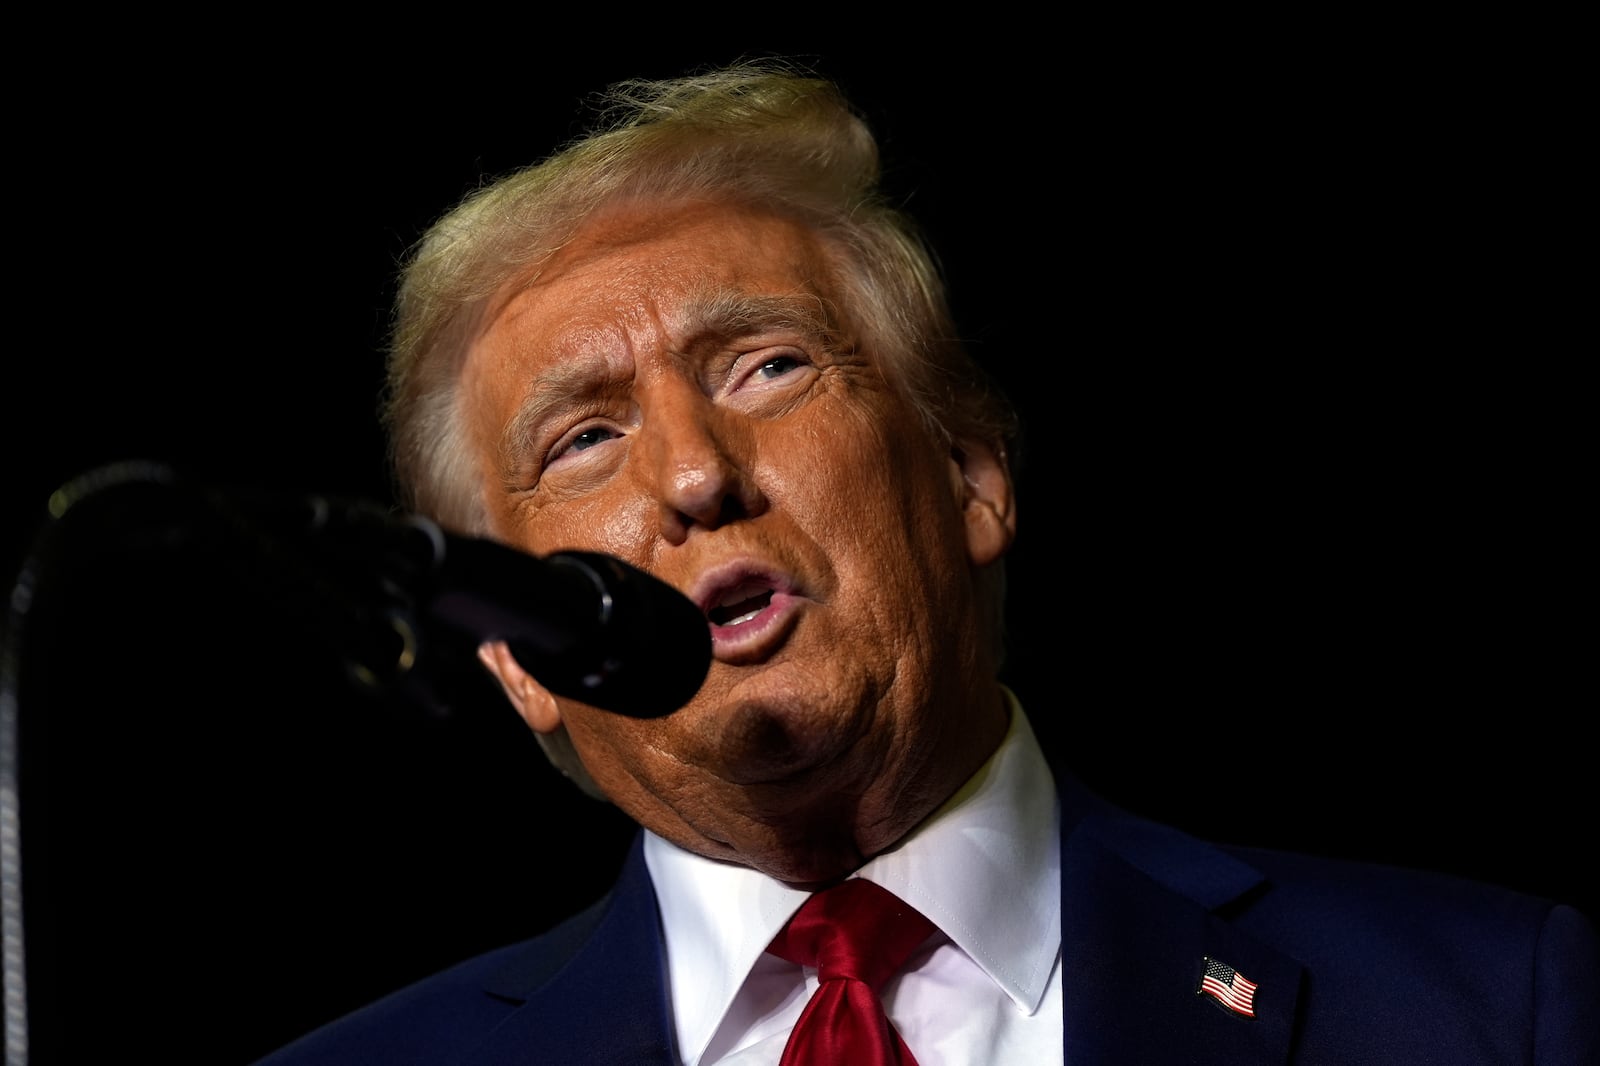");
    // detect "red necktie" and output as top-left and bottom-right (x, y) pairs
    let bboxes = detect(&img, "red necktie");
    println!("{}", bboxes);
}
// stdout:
(766, 878), (937, 1066)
